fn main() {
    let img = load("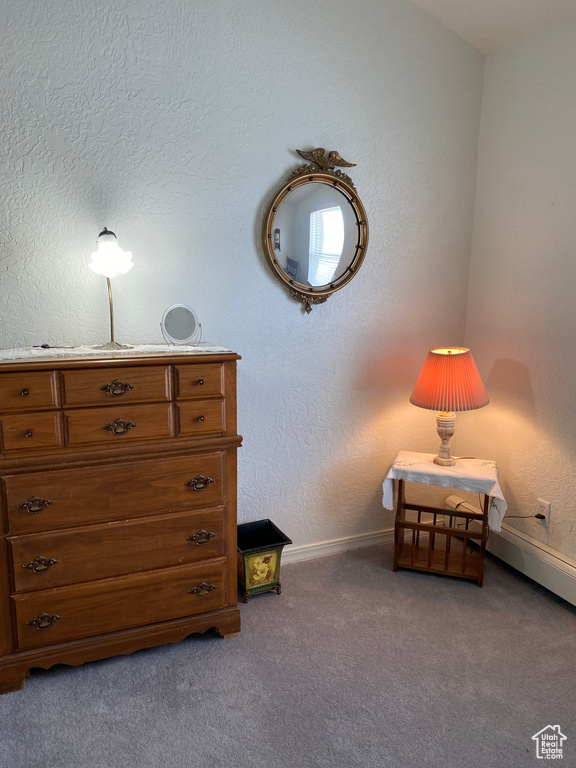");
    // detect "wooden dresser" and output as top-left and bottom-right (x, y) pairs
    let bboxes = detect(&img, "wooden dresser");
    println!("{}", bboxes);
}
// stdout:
(0, 348), (242, 693)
